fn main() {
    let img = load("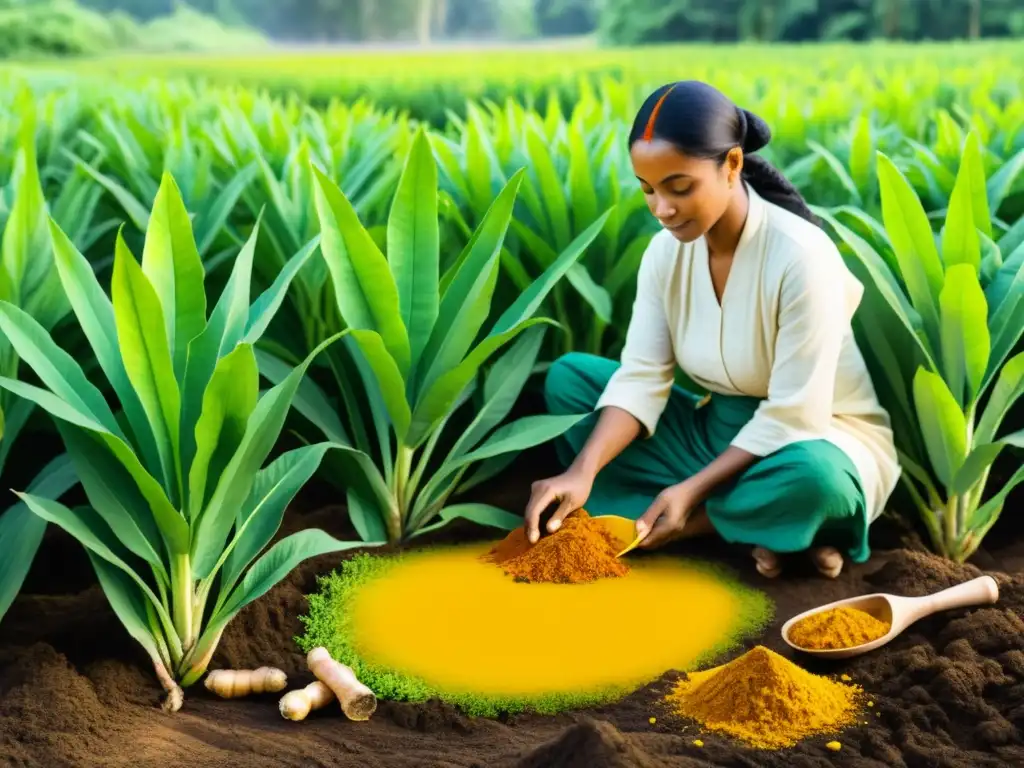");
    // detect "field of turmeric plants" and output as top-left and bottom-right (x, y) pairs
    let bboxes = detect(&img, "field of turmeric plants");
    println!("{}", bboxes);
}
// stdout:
(0, 43), (1023, 766)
